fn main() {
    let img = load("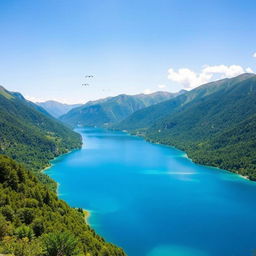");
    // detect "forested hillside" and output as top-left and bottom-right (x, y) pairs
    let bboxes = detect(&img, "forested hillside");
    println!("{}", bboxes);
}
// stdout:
(115, 73), (256, 180)
(60, 91), (183, 127)
(0, 155), (125, 256)
(0, 86), (82, 189)
(0, 86), (125, 255)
